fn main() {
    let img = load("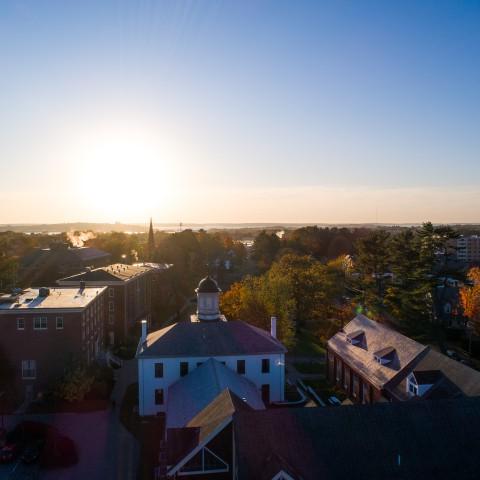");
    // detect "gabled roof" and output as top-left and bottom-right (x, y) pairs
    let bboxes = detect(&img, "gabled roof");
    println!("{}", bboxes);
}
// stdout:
(166, 358), (264, 429)
(328, 315), (427, 389)
(235, 398), (480, 480)
(411, 370), (443, 385)
(70, 247), (111, 262)
(137, 320), (286, 358)
(411, 349), (480, 397)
